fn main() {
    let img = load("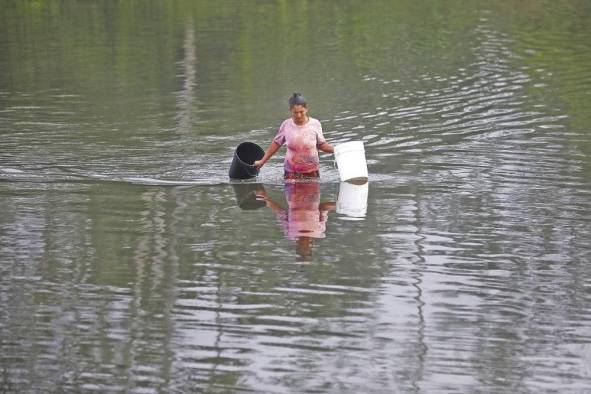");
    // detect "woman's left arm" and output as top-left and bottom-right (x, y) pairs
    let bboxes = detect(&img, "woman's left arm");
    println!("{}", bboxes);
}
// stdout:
(318, 141), (334, 153)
